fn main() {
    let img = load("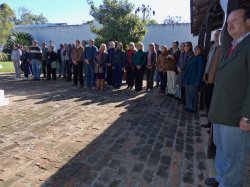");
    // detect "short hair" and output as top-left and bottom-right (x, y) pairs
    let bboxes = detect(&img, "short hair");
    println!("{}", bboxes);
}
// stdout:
(195, 45), (203, 52)
(110, 41), (115, 48)
(75, 39), (80, 44)
(232, 8), (250, 20)
(148, 43), (156, 52)
(99, 43), (107, 52)
(161, 45), (168, 51)
(243, 9), (250, 20)
(129, 42), (135, 48)
(173, 40), (179, 46)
